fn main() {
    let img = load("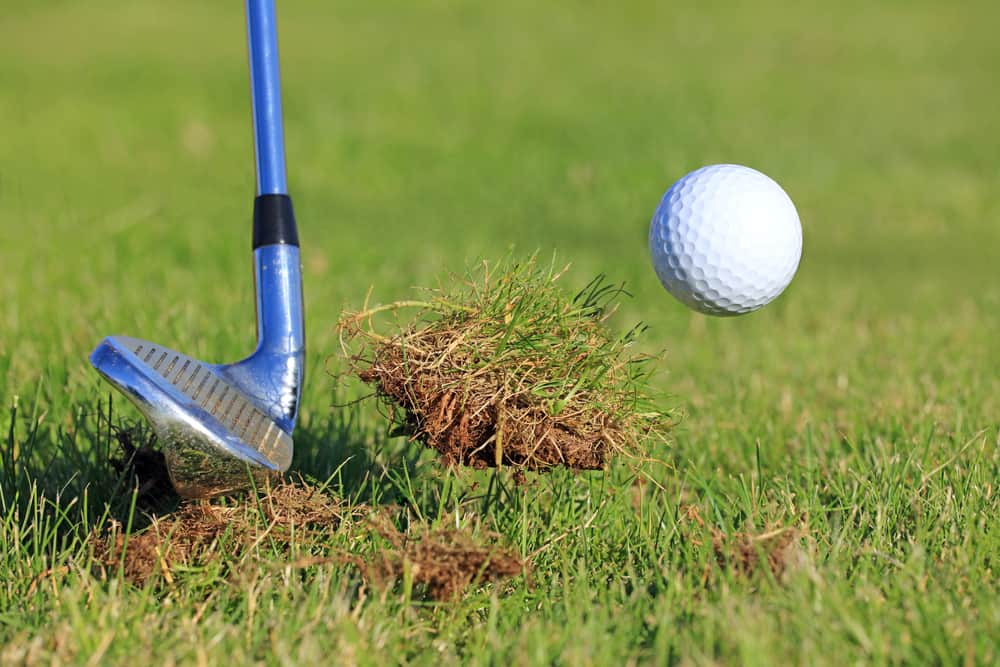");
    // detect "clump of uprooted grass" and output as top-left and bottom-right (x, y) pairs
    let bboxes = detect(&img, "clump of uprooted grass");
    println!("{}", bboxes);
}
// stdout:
(338, 257), (672, 471)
